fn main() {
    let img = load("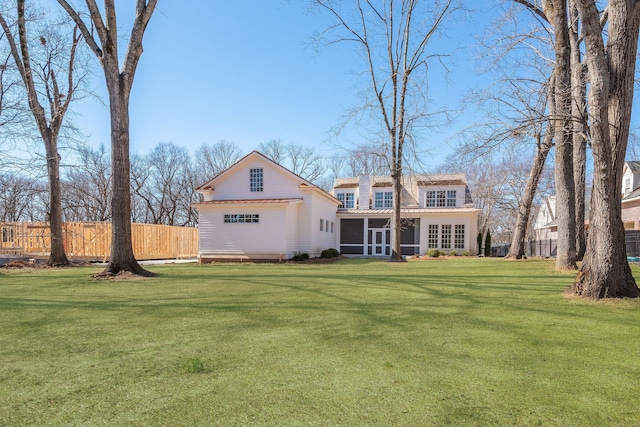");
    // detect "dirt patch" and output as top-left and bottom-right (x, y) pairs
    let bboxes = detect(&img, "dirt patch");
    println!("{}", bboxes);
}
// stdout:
(92, 270), (151, 281)
(0, 259), (41, 269)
